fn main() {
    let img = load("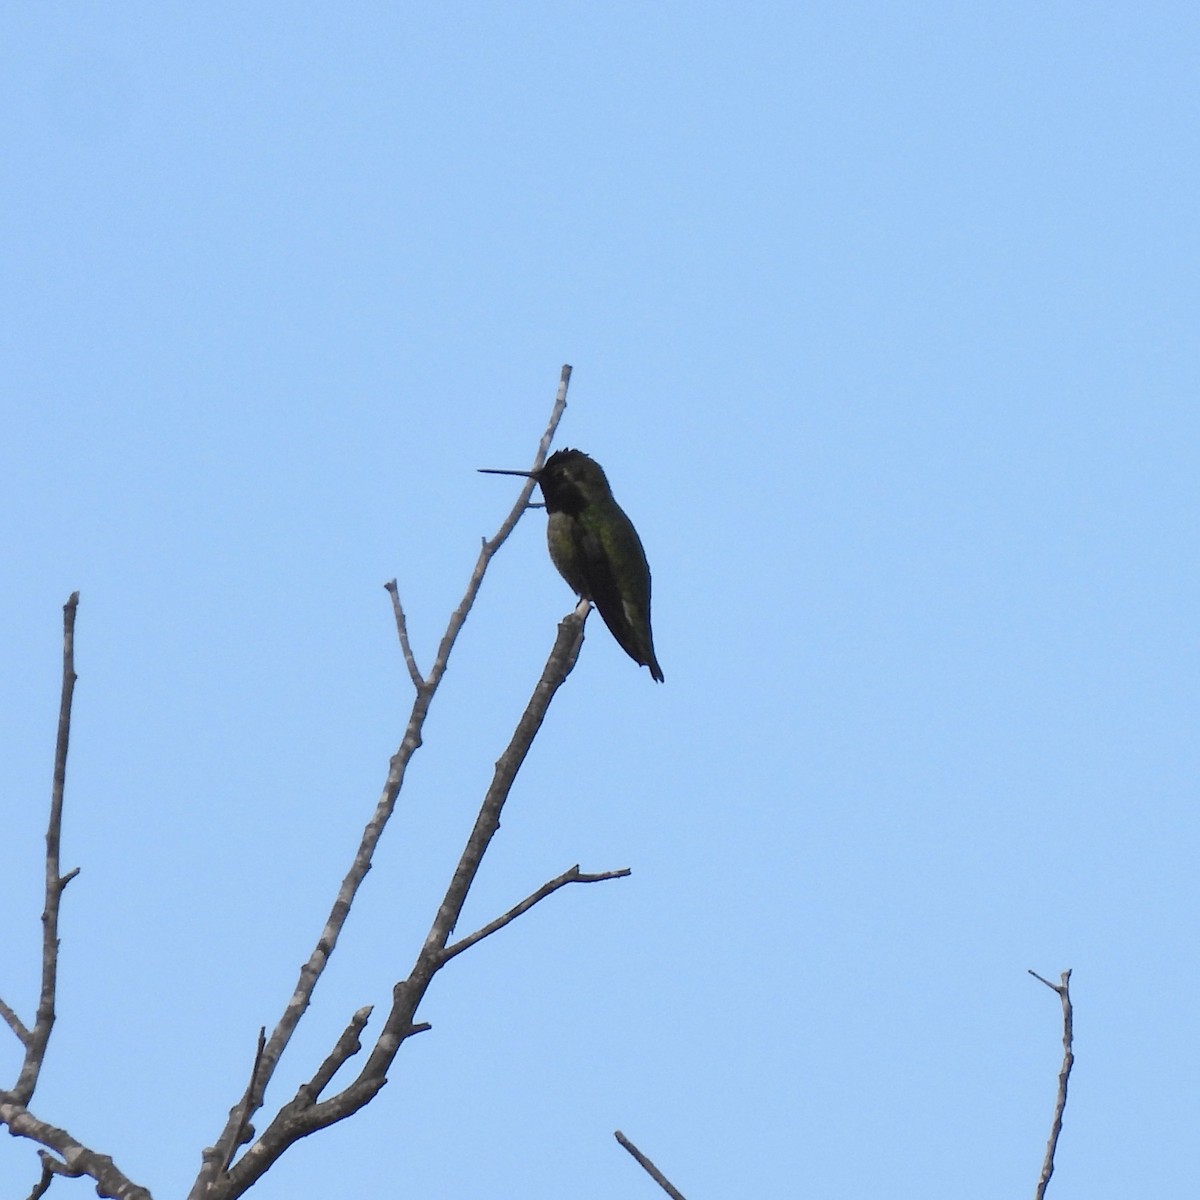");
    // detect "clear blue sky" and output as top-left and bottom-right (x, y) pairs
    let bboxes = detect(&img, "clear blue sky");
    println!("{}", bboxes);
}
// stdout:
(3, 4), (1197, 1197)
